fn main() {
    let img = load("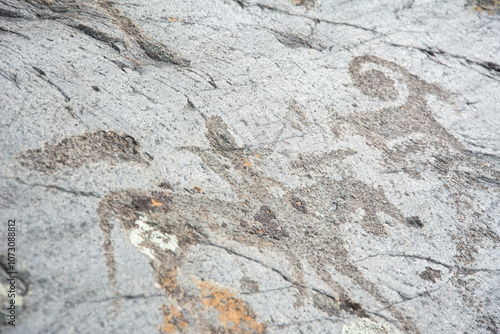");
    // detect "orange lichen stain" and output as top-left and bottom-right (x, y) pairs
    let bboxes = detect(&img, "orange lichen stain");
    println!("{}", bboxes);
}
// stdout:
(168, 17), (179, 22)
(241, 157), (252, 168)
(151, 198), (164, 207)
(160, 305), (187, 334)
(160, 271), (178, 294)
(254, 153), (261, 158)
(196, 280), (263, 333)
